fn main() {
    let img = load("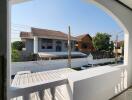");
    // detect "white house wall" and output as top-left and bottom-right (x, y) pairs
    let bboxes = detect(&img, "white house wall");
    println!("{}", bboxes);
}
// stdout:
(11, 58), (88, 75)
(25, 38), (76, 54)
(37, 38), (75, 52)
(25, 39), (34, 53)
